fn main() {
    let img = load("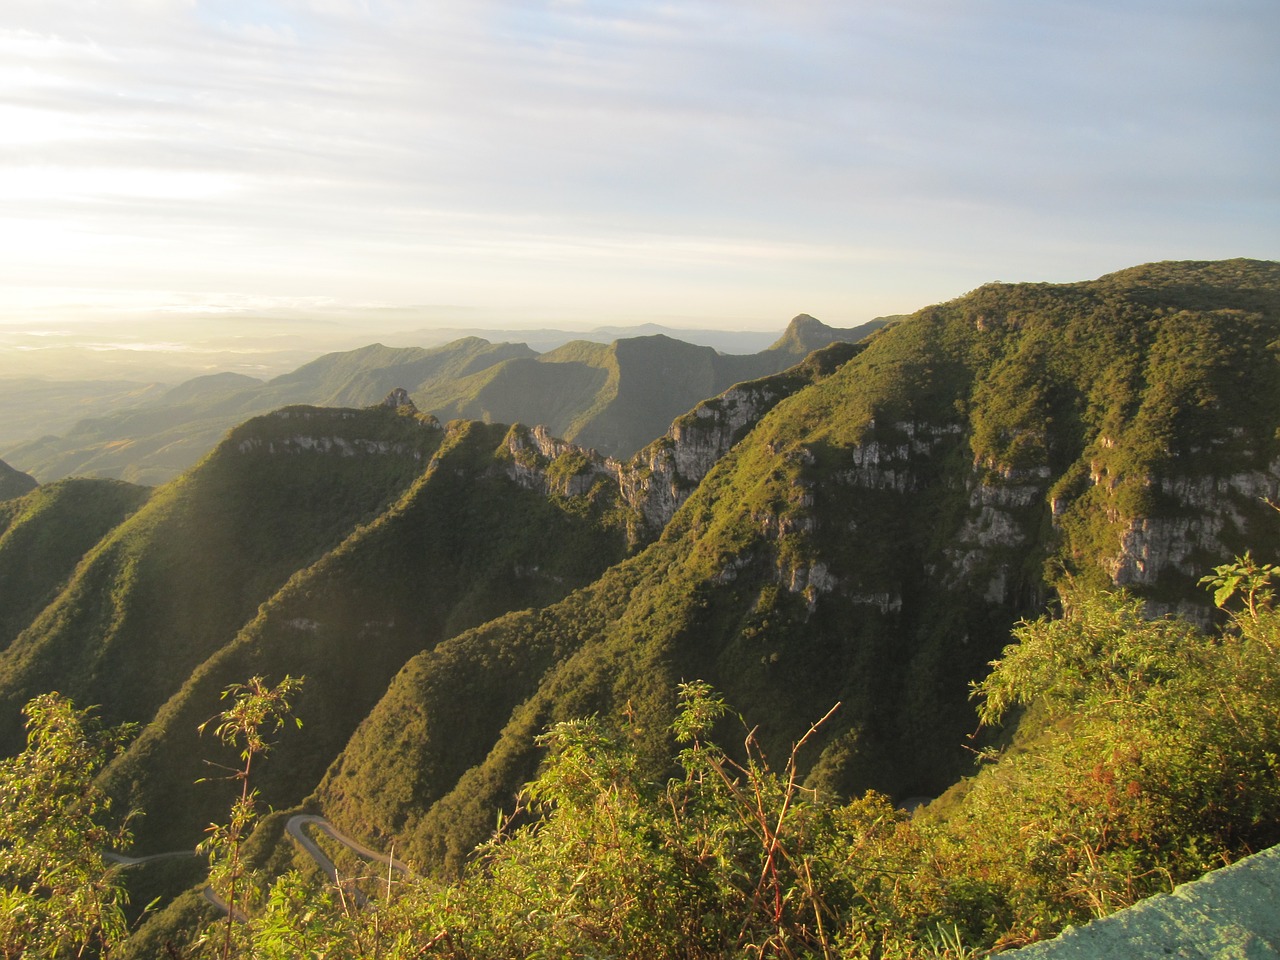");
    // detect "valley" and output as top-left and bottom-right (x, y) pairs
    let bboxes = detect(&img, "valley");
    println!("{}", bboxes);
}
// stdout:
(1, 315), (884, 486)
(0, 259), (1277, 956)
